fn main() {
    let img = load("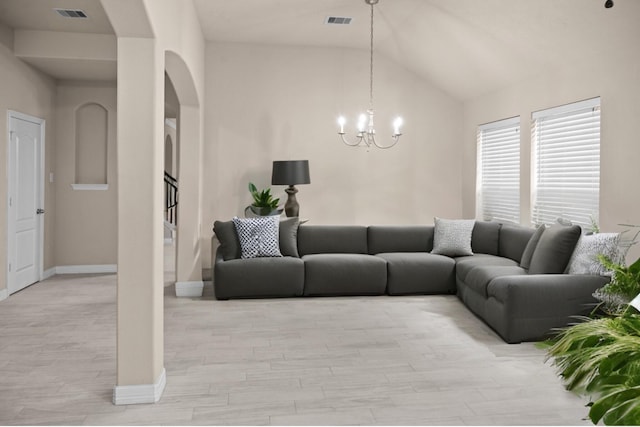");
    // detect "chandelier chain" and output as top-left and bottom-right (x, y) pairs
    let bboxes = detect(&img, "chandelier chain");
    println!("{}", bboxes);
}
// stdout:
(369, 1), (374, 110)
